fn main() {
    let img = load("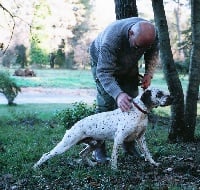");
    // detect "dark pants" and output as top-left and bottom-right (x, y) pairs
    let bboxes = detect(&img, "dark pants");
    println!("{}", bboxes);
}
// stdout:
(91, 63), (139, 113)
